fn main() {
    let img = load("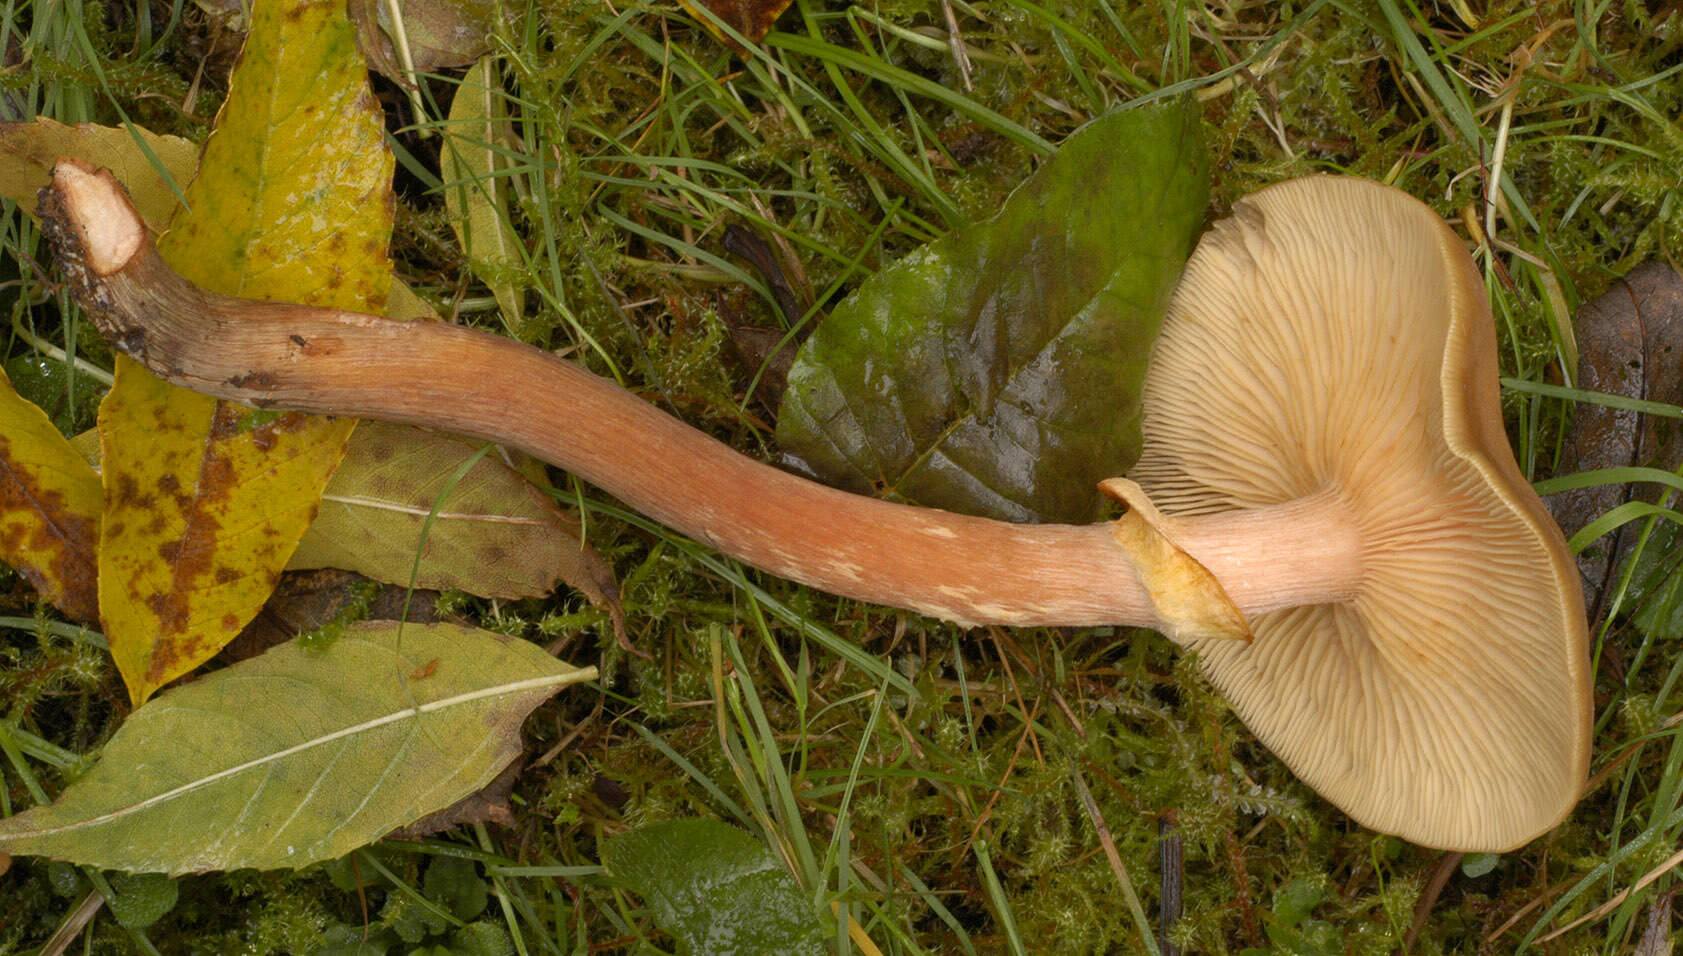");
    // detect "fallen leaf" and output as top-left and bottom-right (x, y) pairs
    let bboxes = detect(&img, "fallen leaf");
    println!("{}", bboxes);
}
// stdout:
(0, 366), (100, 621)
(0, 119), (197, 230)
(225, 567), (443, 663)
(602, 818), (825, 955)
(96, 0), (395, 704)
(345, 0), (498, 84)
(722, 224), (811, 333)
(443, 56), (527, 332)
(1548, 261), (1683, 604)
(776, 99), (1209, 523)
(290, 421), (622, 615)
(0, 622), (596, 874)
(66, 428), (97, 467)
(0, 119), (435, 324)
(720, 225), (811, 408)
(677, 0), (795, 45)
(387, 280), (439, 322)
(67, 417), (619, 628)
(198, 0), (497, 83)
(100, 392), (368, 703)
(386, 758), (520, 839)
